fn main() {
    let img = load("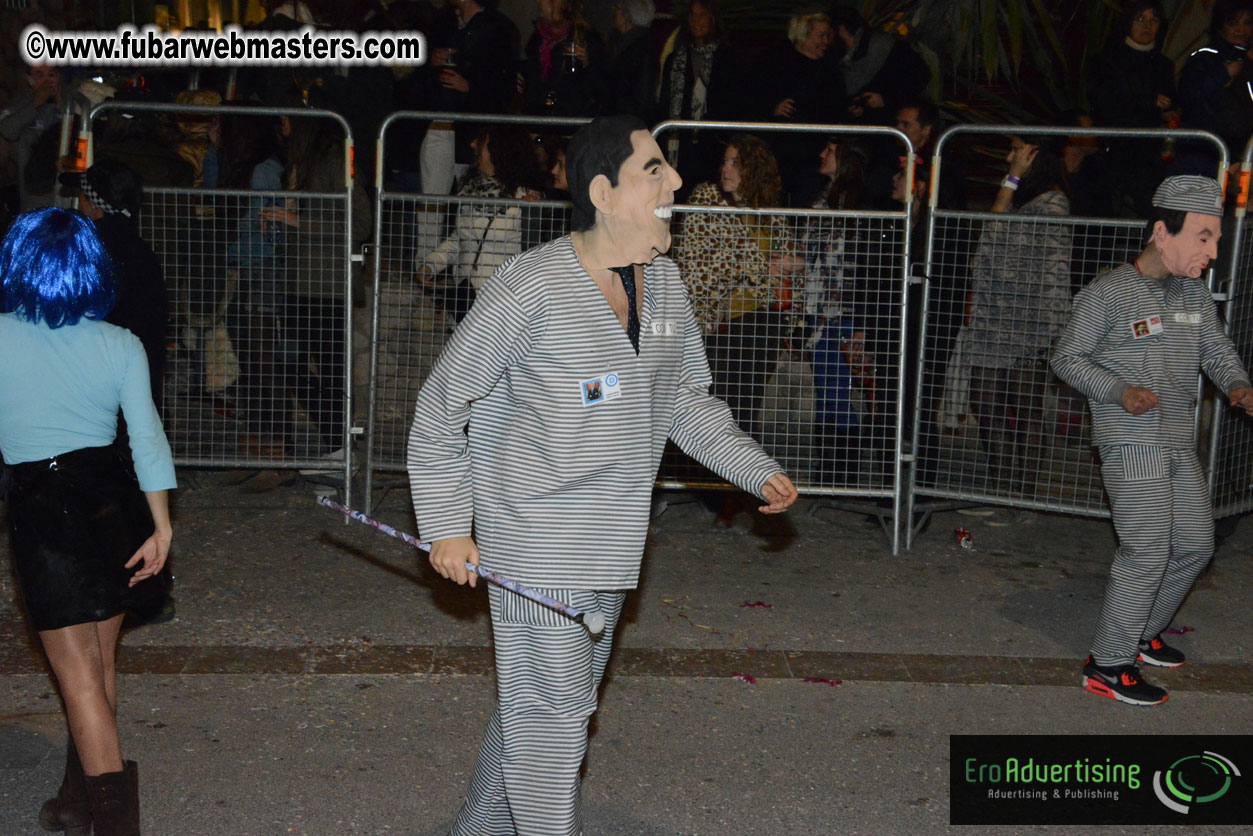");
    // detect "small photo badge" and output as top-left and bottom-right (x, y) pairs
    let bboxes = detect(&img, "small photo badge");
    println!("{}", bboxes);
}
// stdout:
(580, 371), (623, 407)
(1130, 315), (1163, 339)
